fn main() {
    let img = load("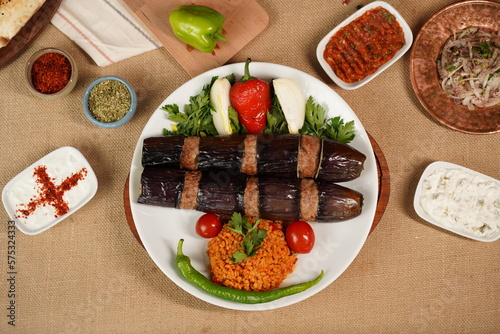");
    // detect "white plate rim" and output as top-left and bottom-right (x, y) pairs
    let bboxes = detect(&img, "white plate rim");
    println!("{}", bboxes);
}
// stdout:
(316, 1), (413, 90)
(128, 62), (379, 310)
(1, 146), (98, 235)
(413, 161), (500, 242)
